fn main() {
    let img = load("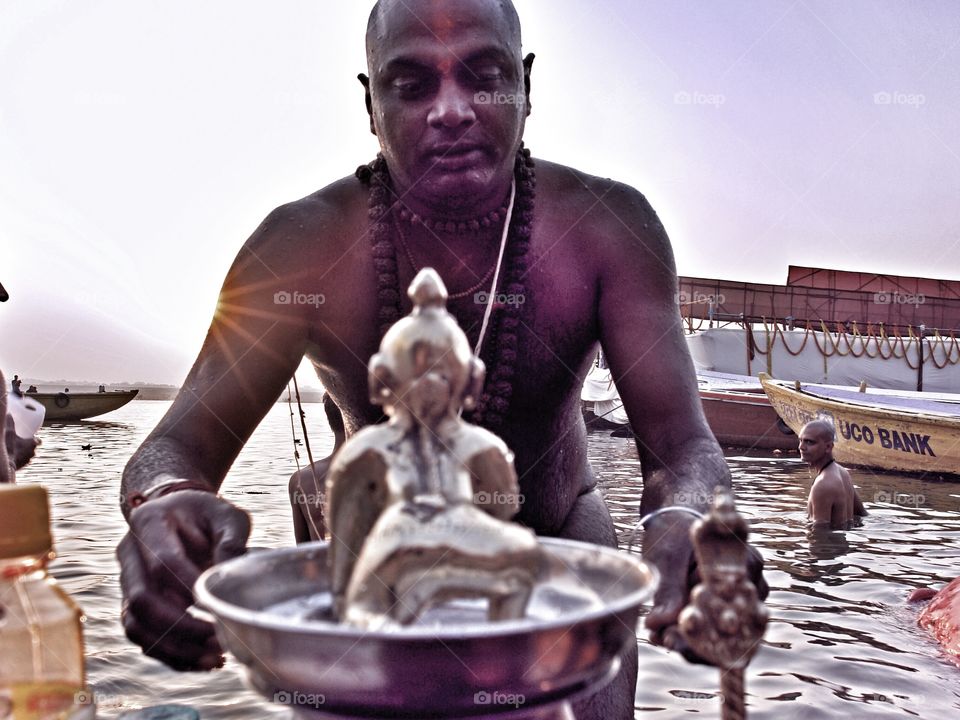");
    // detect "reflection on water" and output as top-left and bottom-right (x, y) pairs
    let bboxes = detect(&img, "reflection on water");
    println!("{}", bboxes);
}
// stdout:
(15, 402), (960, 718)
